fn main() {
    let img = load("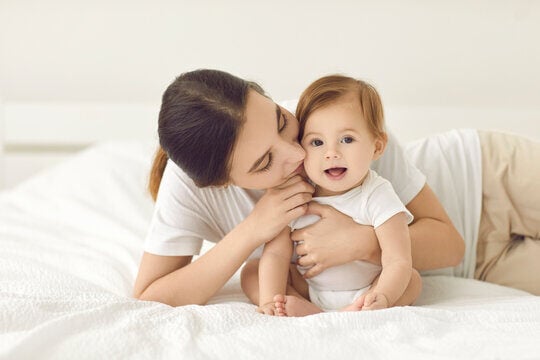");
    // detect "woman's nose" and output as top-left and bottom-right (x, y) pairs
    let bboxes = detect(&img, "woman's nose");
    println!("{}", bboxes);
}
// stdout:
(280, 137), (305, 164)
